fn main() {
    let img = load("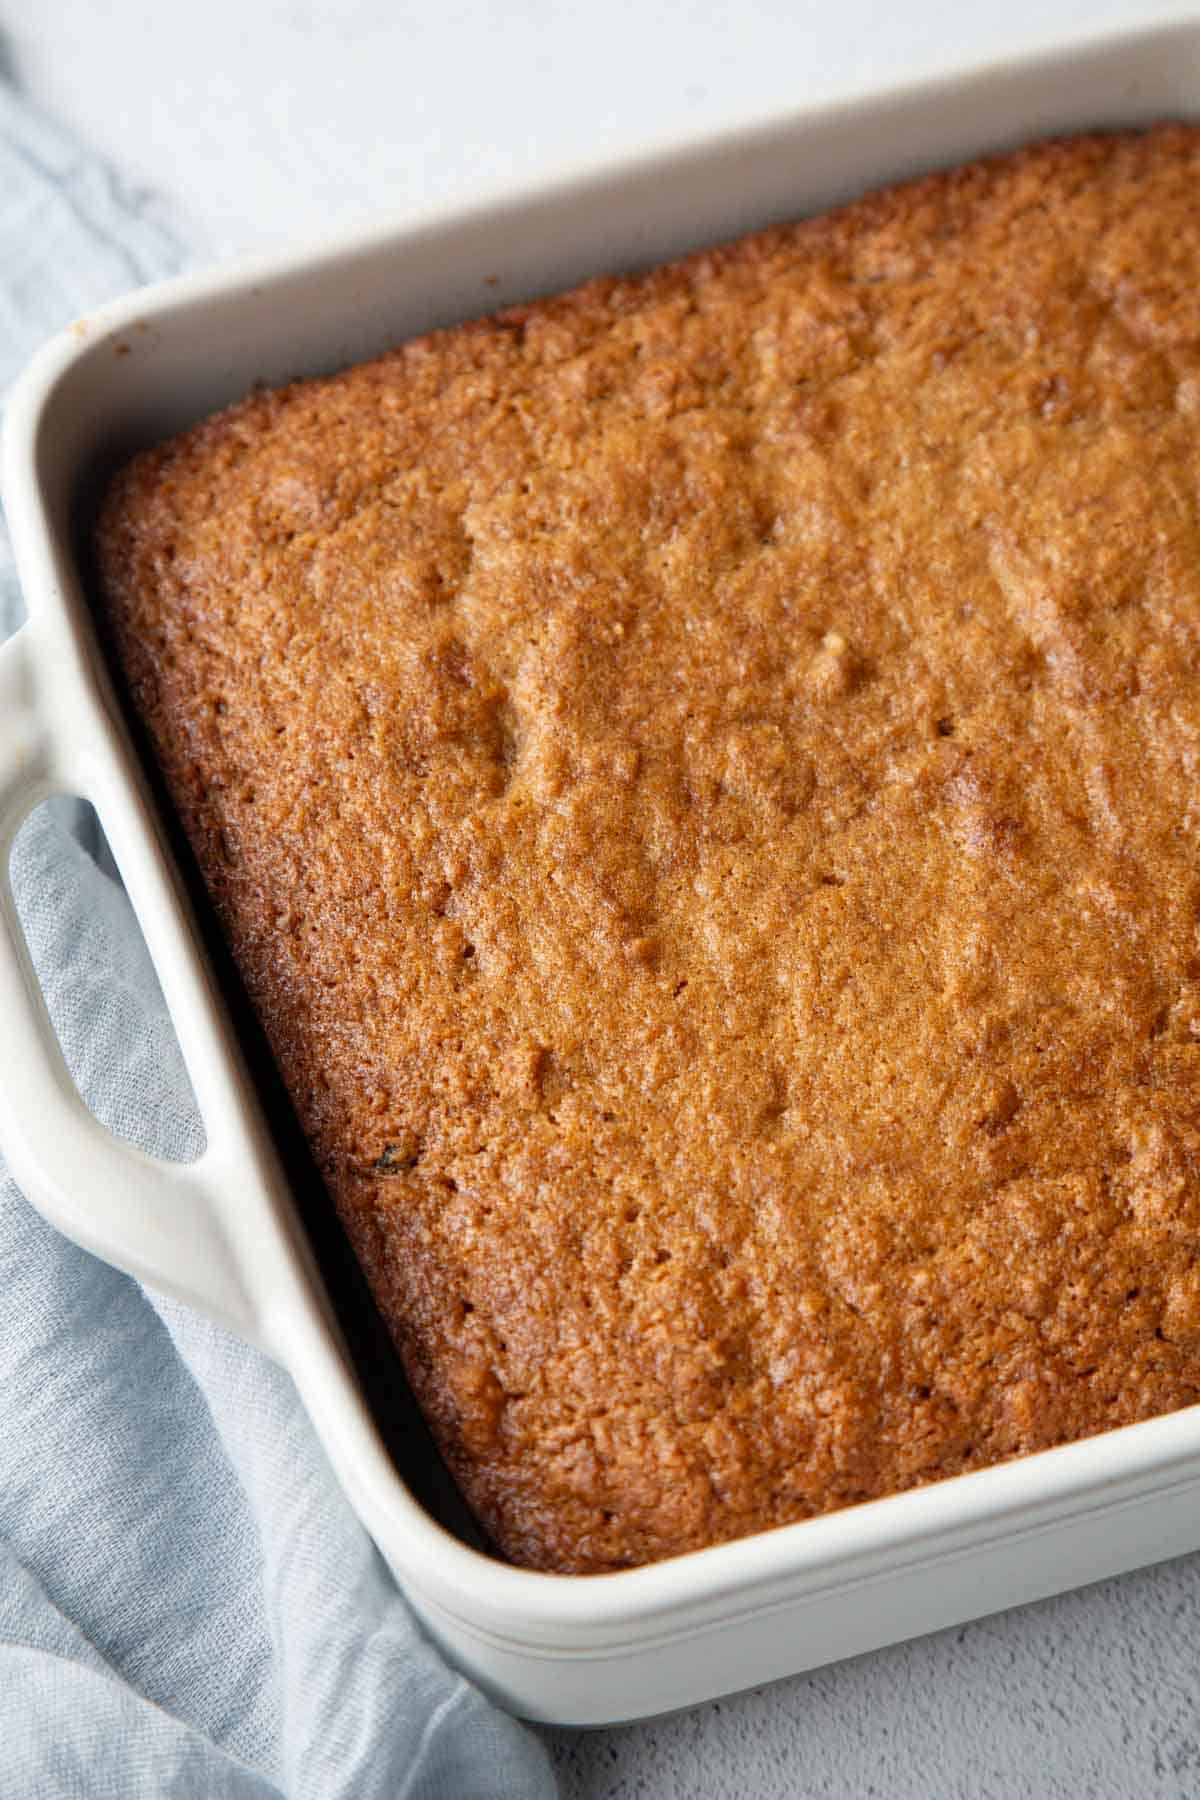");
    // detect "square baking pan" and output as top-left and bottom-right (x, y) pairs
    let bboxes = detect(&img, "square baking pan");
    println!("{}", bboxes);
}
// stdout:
(4, 14), (1200, 1729)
